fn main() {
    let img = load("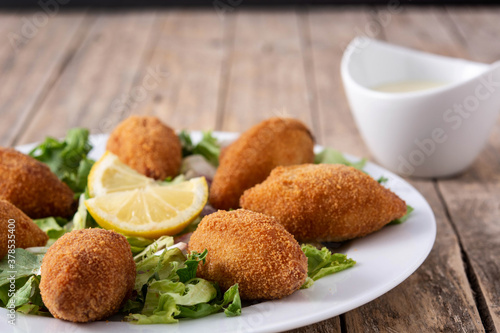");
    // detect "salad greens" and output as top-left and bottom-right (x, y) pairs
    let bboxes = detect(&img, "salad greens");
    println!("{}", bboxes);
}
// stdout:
(389, 205), (414, 225)
(0, 239), (356, 323)
(314, 147), (367, 170)
(126, 247), (241, 324)
(301, 245), (356, 287)
(32, 217), (70, 246)
(0, 249), (47, 316)
(377, 176), (389, 184)
(179, 130), (221, 167)
(29, 128), (95, 198)
(2, 127), (417, 324)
